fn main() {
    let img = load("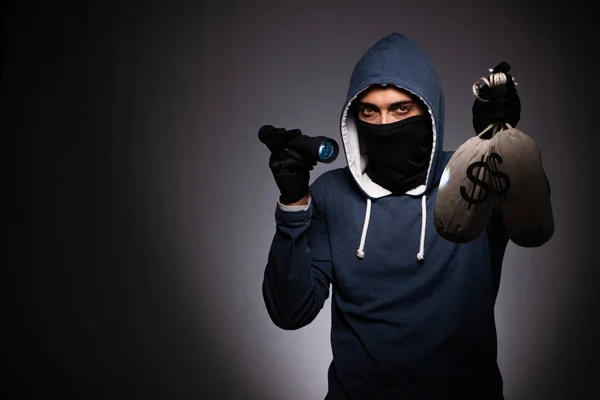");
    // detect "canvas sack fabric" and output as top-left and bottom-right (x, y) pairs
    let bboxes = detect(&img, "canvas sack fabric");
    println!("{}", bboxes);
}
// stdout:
(434, 128), (499, 243)
(491, 124), (554, 247)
